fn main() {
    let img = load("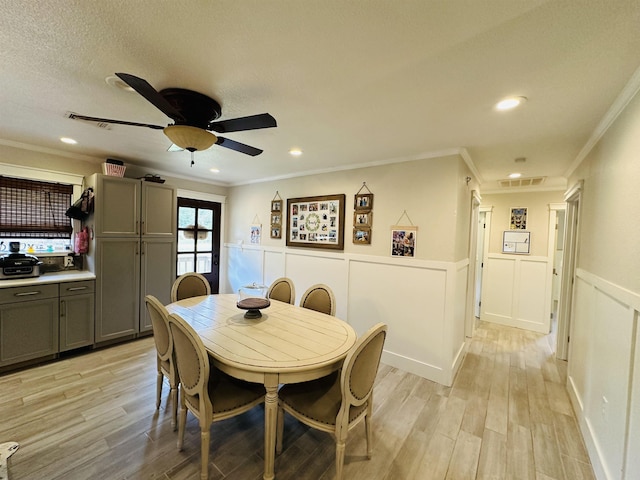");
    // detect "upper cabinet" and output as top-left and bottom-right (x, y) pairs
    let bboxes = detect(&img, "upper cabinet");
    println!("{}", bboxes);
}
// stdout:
(87, 174), (176, 238)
